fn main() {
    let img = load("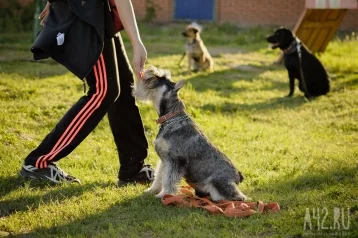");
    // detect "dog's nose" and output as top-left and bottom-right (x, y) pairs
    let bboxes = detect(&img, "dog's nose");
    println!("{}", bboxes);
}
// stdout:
(182, 32), (187, 37)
